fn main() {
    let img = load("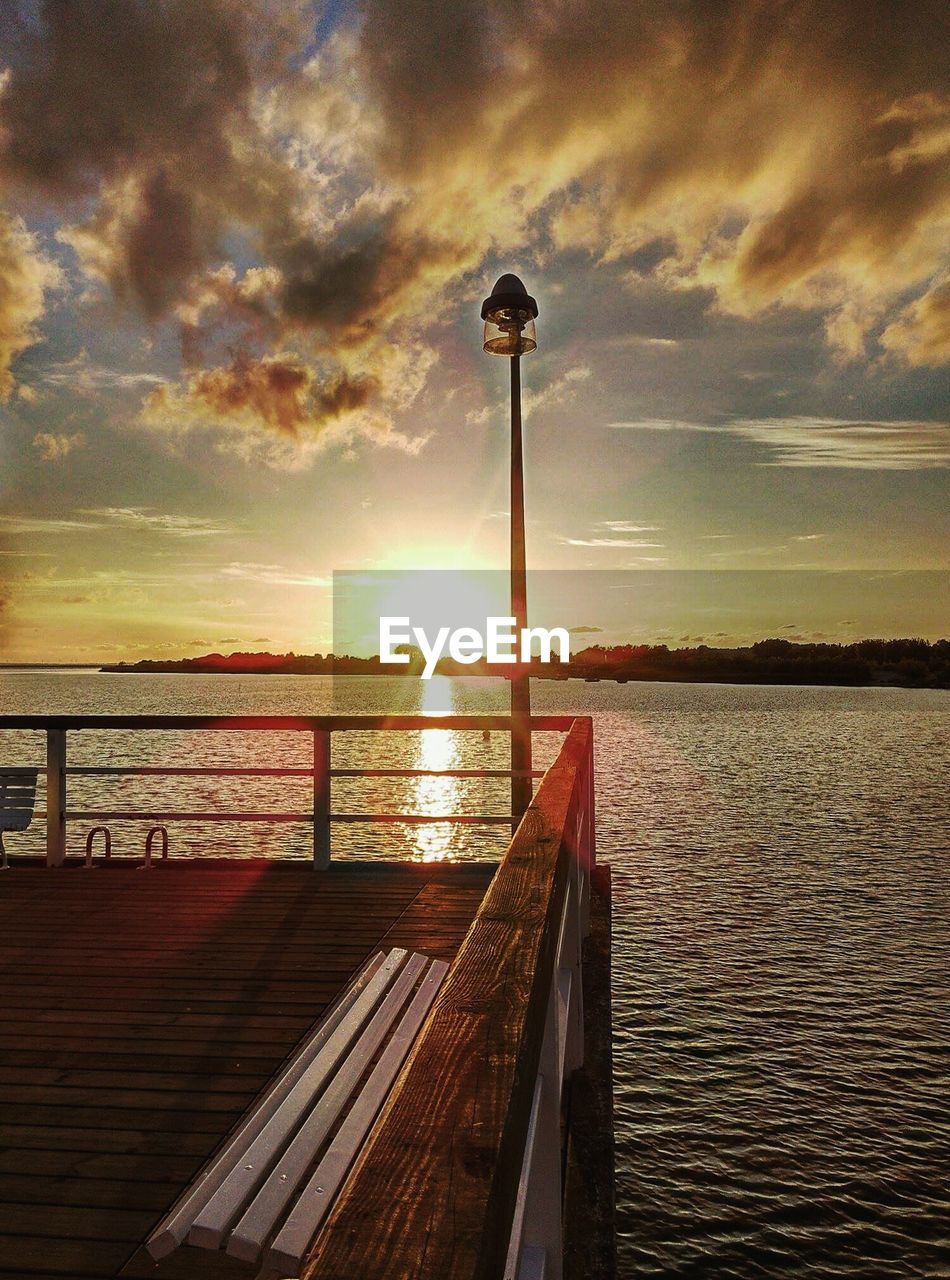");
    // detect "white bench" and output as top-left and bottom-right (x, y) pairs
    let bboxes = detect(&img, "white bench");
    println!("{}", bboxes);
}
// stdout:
(147, 946), (448, 1276)
(0, 768), (38, 868)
